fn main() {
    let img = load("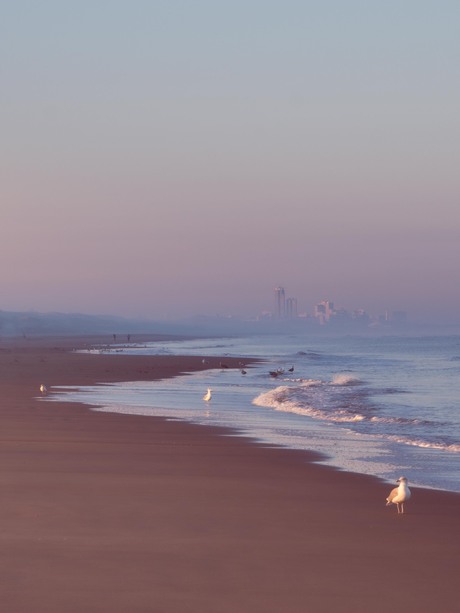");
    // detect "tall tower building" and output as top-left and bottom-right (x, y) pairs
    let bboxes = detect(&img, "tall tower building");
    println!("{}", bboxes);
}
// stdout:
(274, 287), (286, 319)
(286, 297), (298, 319)
(314, 300), (335, 324)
